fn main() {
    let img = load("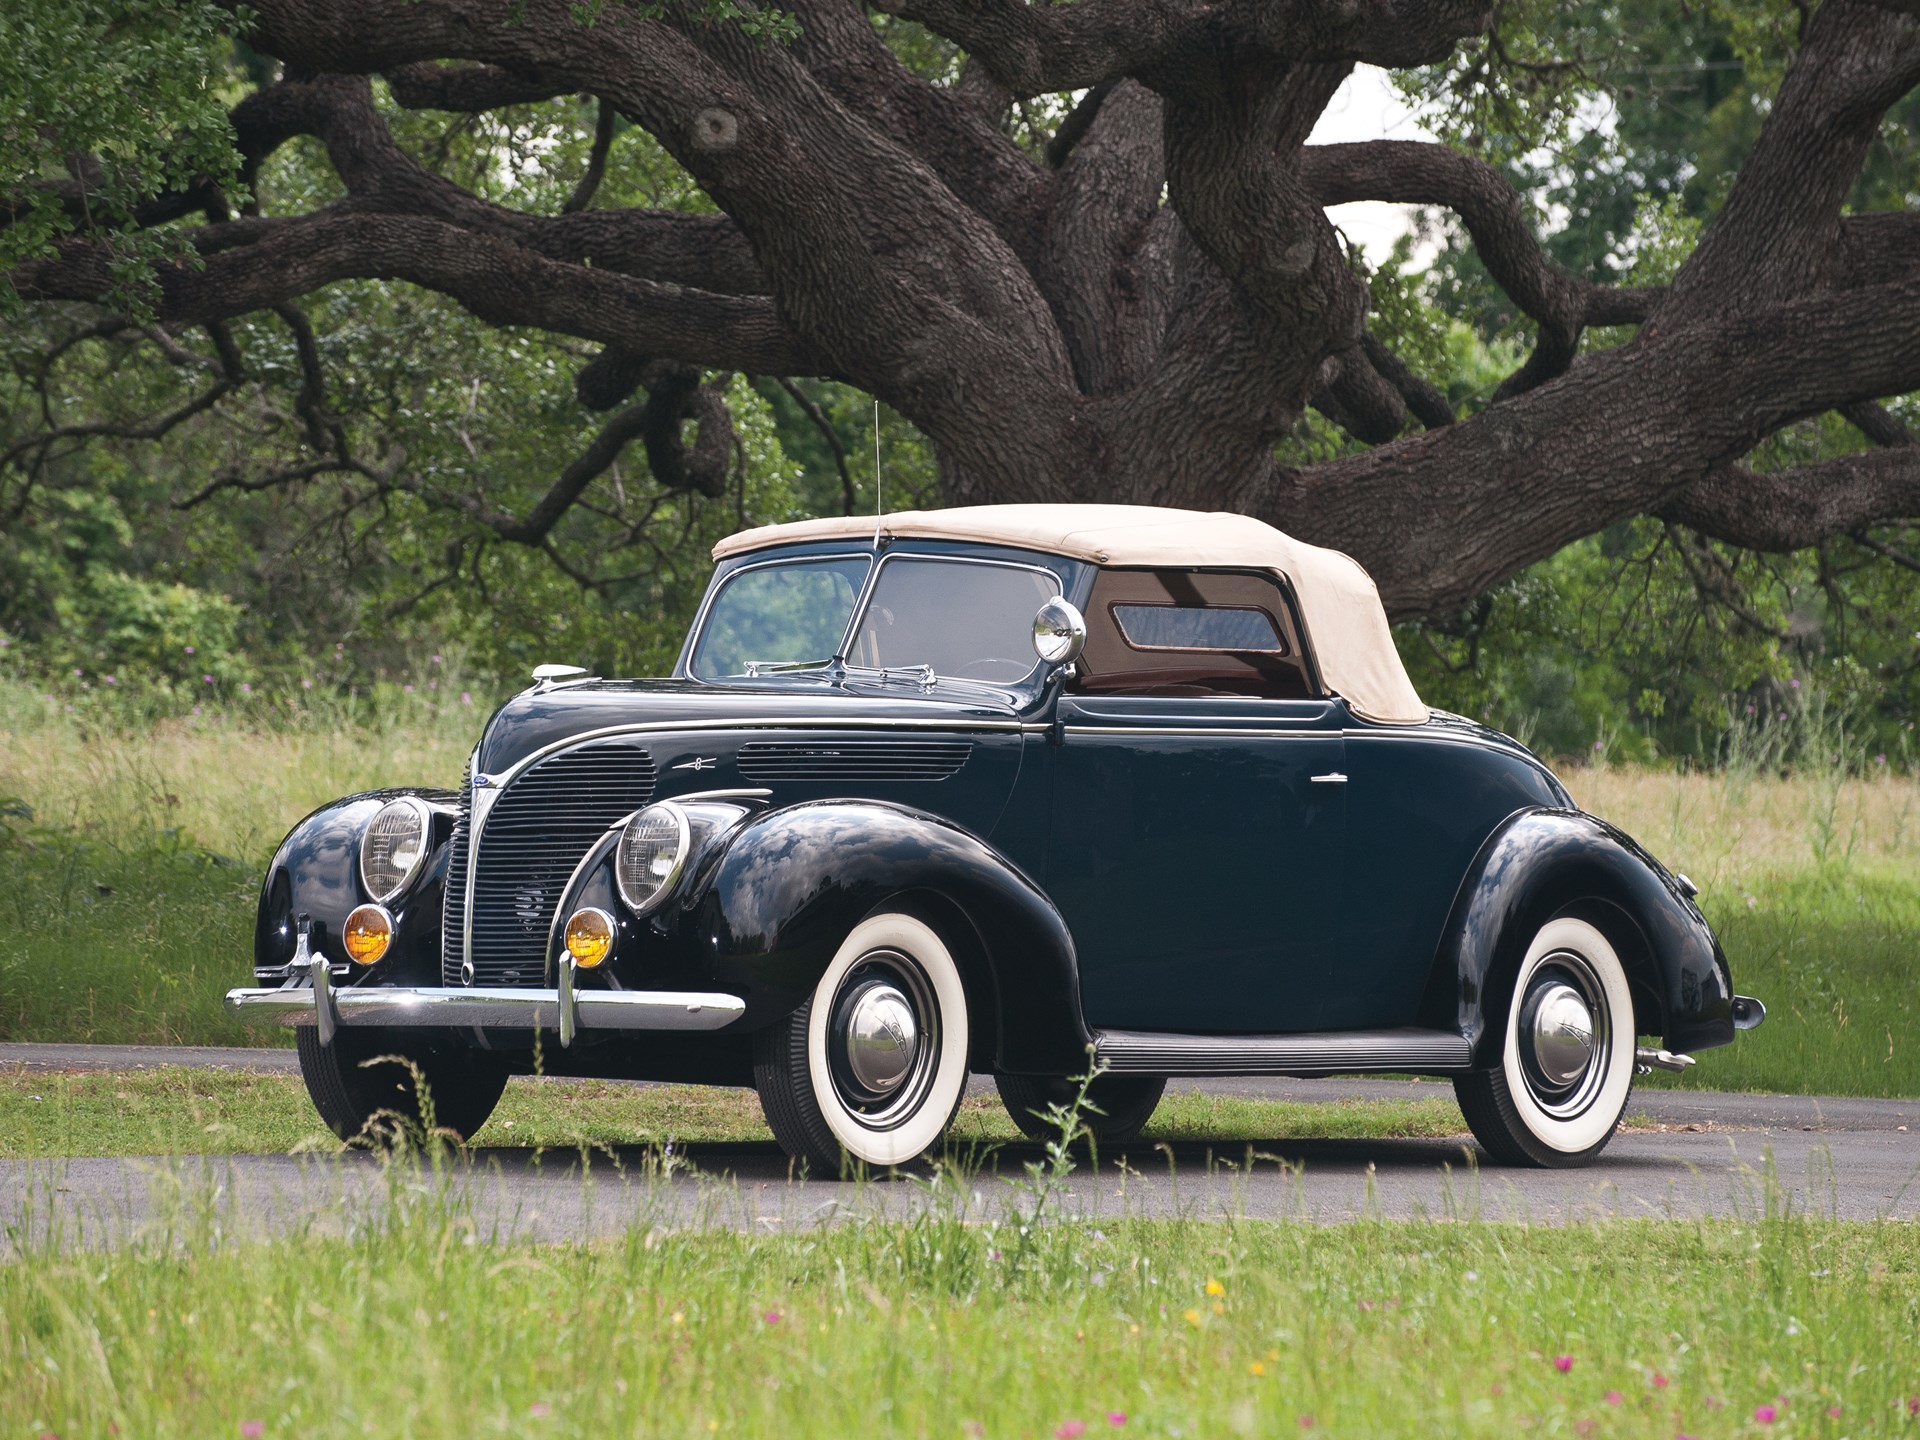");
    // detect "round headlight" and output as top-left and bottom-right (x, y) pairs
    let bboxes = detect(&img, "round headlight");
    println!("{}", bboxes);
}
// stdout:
(342, 904), (394, 966)
(360, 797), (430, 903)
(615, 801), (690, 915)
